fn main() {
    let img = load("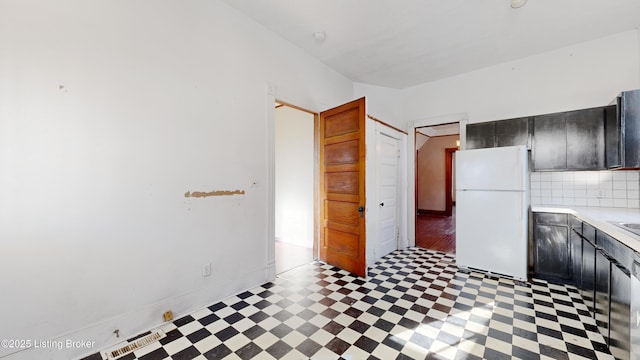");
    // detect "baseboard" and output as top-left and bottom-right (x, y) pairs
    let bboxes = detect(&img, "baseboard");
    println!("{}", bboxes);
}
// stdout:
(3, 267), (268, 360)
(417, 208), (448, 216)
